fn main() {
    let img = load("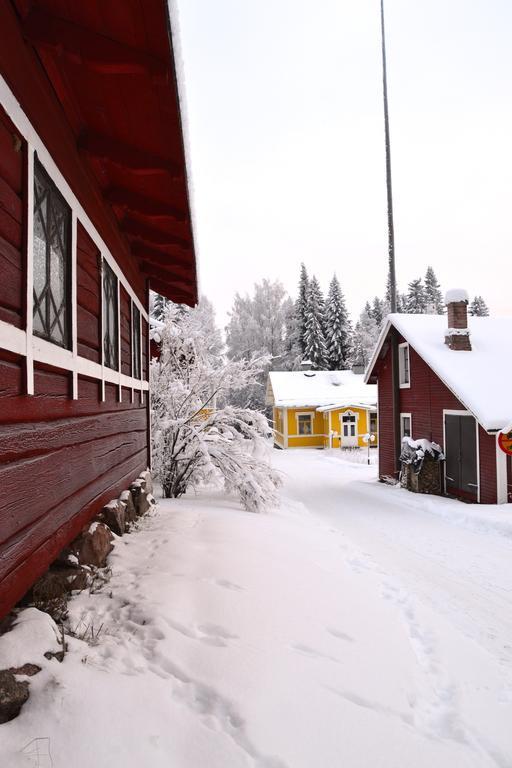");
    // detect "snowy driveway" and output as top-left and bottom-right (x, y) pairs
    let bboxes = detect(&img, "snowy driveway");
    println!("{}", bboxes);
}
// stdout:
(3, 449), (512, 768)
